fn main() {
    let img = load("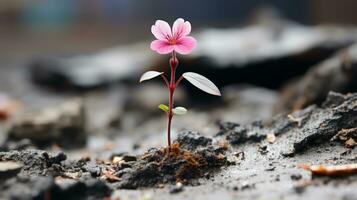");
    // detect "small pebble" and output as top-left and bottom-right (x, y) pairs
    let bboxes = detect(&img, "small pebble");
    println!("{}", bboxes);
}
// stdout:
(170, 182), (184, 194)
